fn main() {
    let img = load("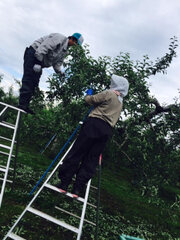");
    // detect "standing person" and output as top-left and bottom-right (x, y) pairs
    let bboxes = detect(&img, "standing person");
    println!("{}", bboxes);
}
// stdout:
(56, 74), (129, 198)
(18, 33), (84, 114)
